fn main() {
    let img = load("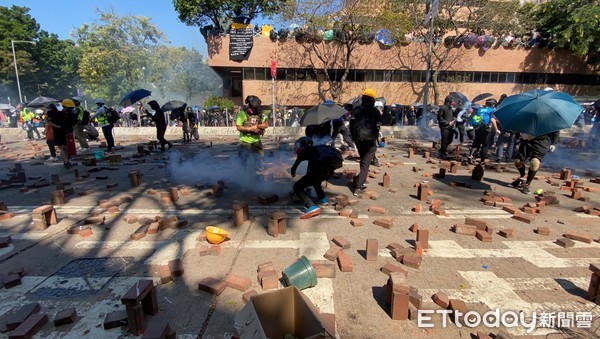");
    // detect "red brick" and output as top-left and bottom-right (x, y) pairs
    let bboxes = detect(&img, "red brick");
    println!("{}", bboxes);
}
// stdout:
(242, 290), (258, 303)
(147, 222), (159, 235)
(332, 236), (351, 249)
(225, 274), (252, 291)
(158, 265), (173, 284)
(103, 310), (128, 329)
(453, 224), (477, 236)
(338, 209), (352, 217)
(368, 205), (386, 214)
(536, 227), (550, 236)
(589, 263), (600, 275)
(366, 239), (378, 261)
(476, 230), (492, 242)
(498, 228), (515, 238)
(3, 272), (22, 289)
(402, 254), (422, 269)
(433, 292), (449, 308)
(416, 229), (429, 249)
(261, 272), (279, 290)
(312, 261), (336, 278)
(512, 213), (535, 224)
(53, 308), (77, 327)
(350, 218), (363, 227)
(564, 232), (593, 244)
(380, 263), (408, 277)
(0, 235), (11, 248)
(556, 238), (575, 248)
(168, 259), (184, 277)
(337, 251), (353, 272)
(464, 217), (491, 231)
(323, 245), (343, 261)
(10, 313), (48, 338)
(320, 313), (336, 337)
(373, 217), (394, 228)
(267, 217), (279, 237)
(502, 206), (519, 214)
(587, 273), (600, 300)
(413, 204), (422, 213)
(574, 205), (592, 212)
(448, 299), (469, 322)
(198, 277), (227, 295)
(390, 291), (409, 320)
(408, 223), (418, 233)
